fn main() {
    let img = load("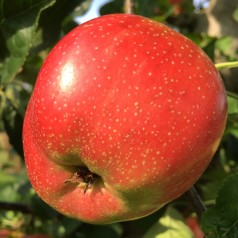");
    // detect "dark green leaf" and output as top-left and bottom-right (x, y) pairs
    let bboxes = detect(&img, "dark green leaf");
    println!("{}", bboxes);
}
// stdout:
(136, 0), (170, 18)
(0, 0), (56, 86)
(30, 194), (58, 219)
(36, 0), (89, 51)
(223, 135), (238, 164)
(60, 216), (82, 237)
(100, 0), (124, 15)
(201, 174), (238, 238)
(202, 38), (216, 61)
(80, 223), (123, 238)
